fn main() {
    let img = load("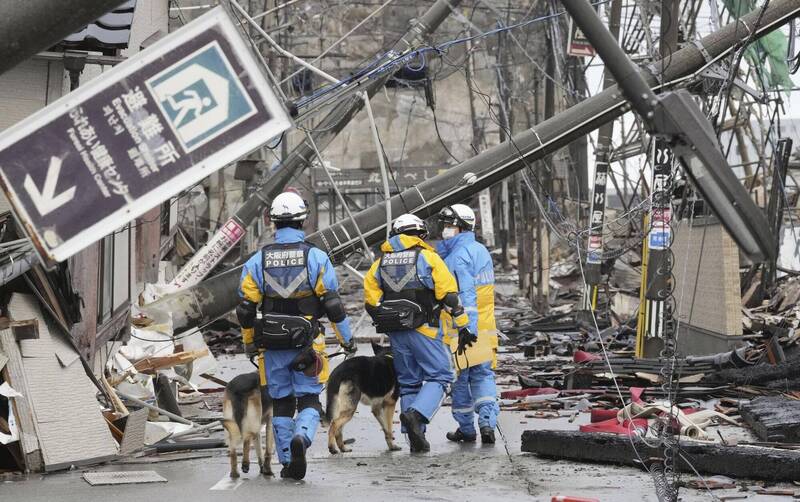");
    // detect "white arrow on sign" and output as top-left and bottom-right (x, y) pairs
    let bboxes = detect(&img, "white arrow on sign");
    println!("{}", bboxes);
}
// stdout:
(23, 157), (76, 216)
